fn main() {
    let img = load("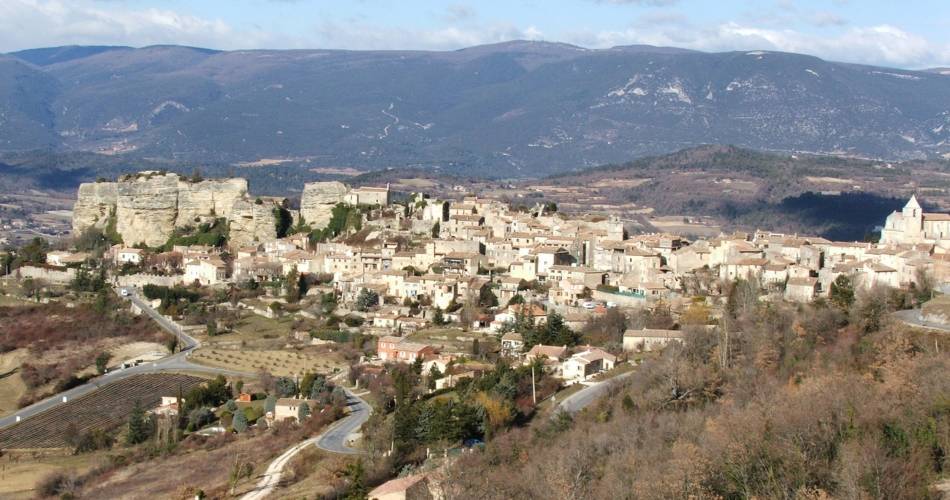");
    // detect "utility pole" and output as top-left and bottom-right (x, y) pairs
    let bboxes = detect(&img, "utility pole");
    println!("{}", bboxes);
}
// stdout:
(531, 363), (537, 405)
